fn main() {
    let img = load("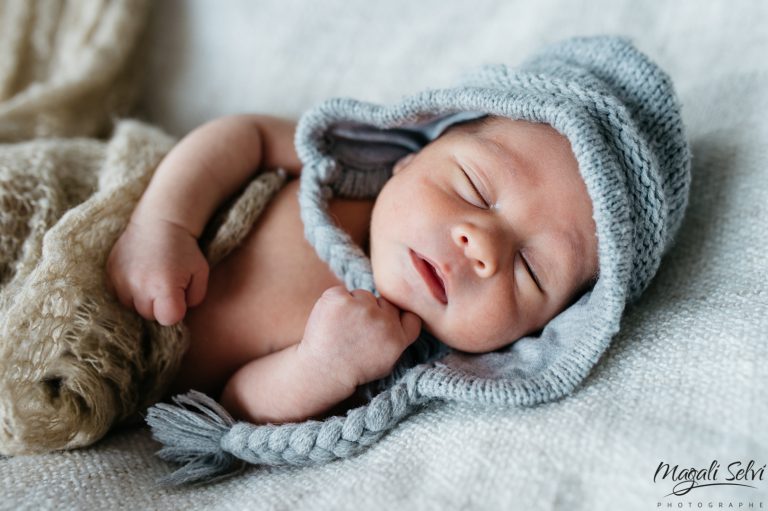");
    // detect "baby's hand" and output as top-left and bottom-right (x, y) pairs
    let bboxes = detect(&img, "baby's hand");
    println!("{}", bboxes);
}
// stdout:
(298, 286), (422, 390)
(105, 218), (209, 326)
